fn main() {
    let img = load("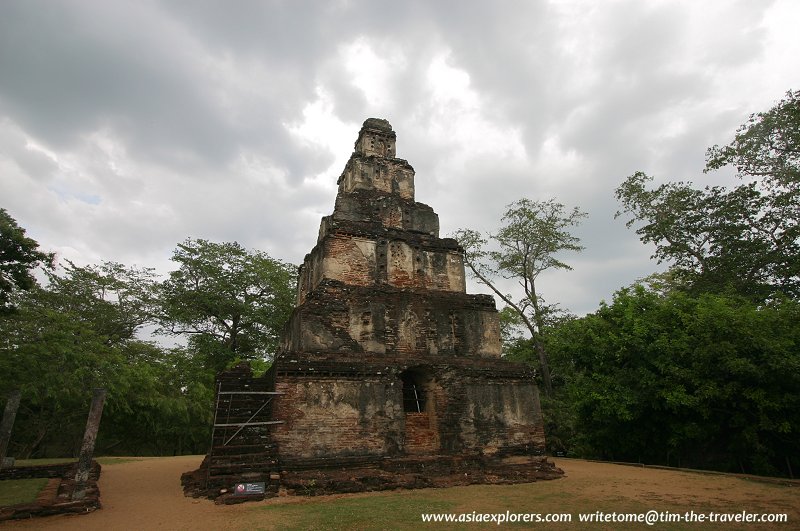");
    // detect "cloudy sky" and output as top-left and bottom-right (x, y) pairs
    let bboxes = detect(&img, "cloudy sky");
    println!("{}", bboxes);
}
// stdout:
(1, 0), (798, 317)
